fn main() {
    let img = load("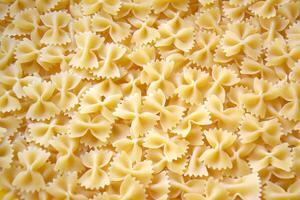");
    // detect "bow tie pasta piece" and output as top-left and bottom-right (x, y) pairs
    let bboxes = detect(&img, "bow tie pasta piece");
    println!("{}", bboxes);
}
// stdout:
(0, 37), (17, 69)
(264, 179), (300, 200)
(221, 22), (262, 60)
(128, 45), (156, 66)
(249, 0), (289, 19)
(50, 72), (81, 111)
(69, 32), (104, 69)
(148, 171), (170, 200)
(239, 78), (280, 118)
(185, 146), (209, 177)
(152, 0), (189, 14)
(223, 2), (248, 22)
(118, 0), (152, 19)
(35, 0), (62, 13)
(144, 90), (185, 131)
(114, 92), (159, 137)
(71, 16), (92, 34)
(143, 128), (188, 161)
(12, 146), (50, 192)
(141, 60), (176, 97)
(221, 173), (261, 200)
(279, 82), (300, 121)
(206, 95), (243, 131)
(28, 115), (68, 147)
(248, 143), (293, 172)
(278, 1), (300, 24)
(113, 137), (143, 161)
(91, 43), (127, 78)
(130, 16), (160, 45)
(79, 150), (113, 189)
(46, 172), (88, 200)
(174, 105), (211, 137)
(200, 128), (237, 169)
(156, 14), (194, 52)
(69, 113), (112, 147)
(195, 7), (222, 34)
(0, 167), (20, 200)
(189, 31), (220, 68)
(0, 84), (21, 113)
(94, 175), (146, 200)
(109, 151), (153, 185)
(8, 0), (35, 18)
(23, 80), (59, 120)
(40, 11), (71, 45)
(176, 68), (212, 105)
(0, 137), (13, 169)
(50, 135), (84, 172)
(91, 13), (131, 43)
(81, 0), (121, 15)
